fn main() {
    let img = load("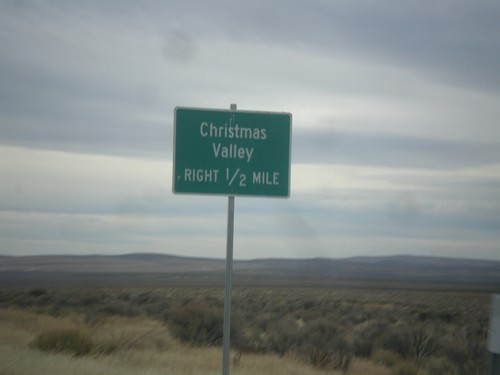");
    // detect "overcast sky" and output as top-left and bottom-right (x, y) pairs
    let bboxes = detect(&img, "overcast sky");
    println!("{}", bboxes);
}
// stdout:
(1, 1), (500, 261)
